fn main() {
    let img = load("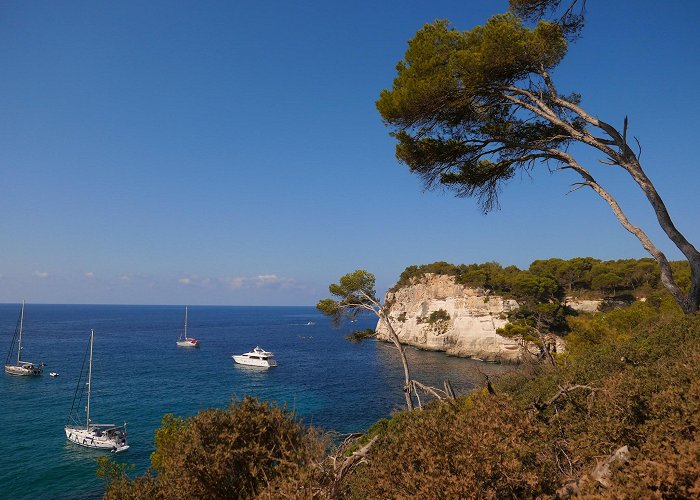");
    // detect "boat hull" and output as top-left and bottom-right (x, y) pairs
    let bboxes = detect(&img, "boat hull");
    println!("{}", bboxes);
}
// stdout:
(232, 355), (277, 367)
(65, 426), (129, 453)
(4, 363), (43, 376)
(176, 338), (200, 348)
